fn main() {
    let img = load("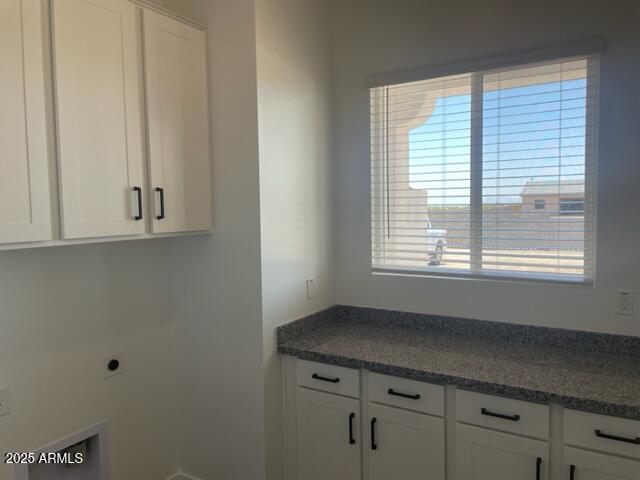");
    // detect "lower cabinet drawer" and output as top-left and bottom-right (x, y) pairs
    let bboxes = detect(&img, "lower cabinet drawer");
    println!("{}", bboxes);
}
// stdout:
(296, 359), (360, 398)
(564, 409), (640, 460)
(456, 389), (550, 440)
(369, 372), (445, 416)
